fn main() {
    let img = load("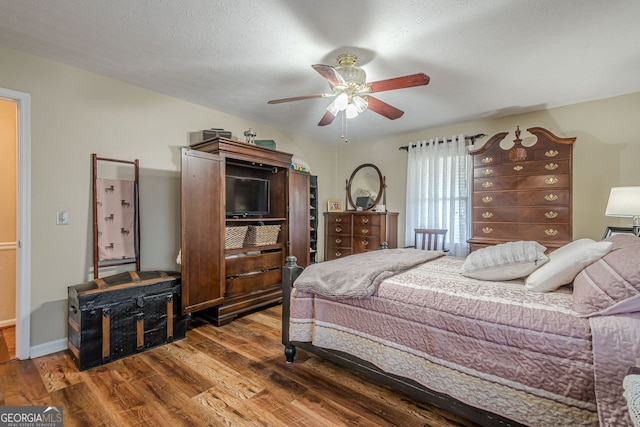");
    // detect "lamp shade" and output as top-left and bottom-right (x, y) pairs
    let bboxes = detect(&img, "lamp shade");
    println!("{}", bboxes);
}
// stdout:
(605, 186), (640, 225)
